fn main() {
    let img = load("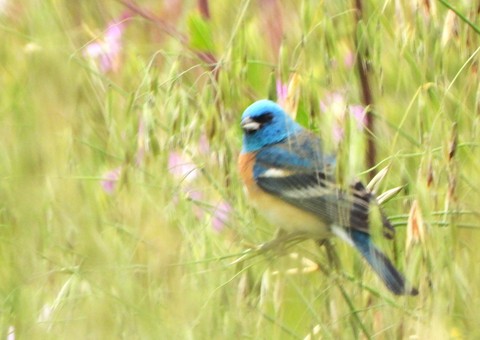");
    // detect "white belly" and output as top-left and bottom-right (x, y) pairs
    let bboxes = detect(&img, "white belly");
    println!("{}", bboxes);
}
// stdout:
(251, 186), (332, 239)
